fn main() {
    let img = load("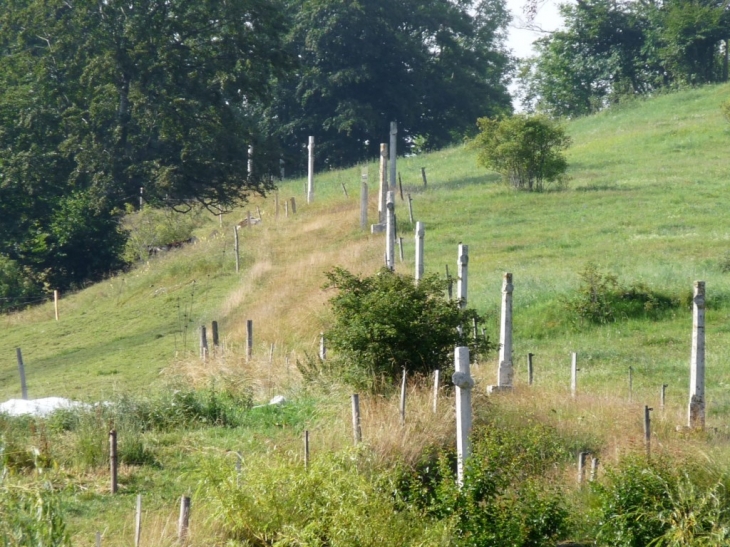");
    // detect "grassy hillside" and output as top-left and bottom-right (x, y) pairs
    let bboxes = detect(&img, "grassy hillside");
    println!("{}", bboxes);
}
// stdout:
(2, 83), (730, 545)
